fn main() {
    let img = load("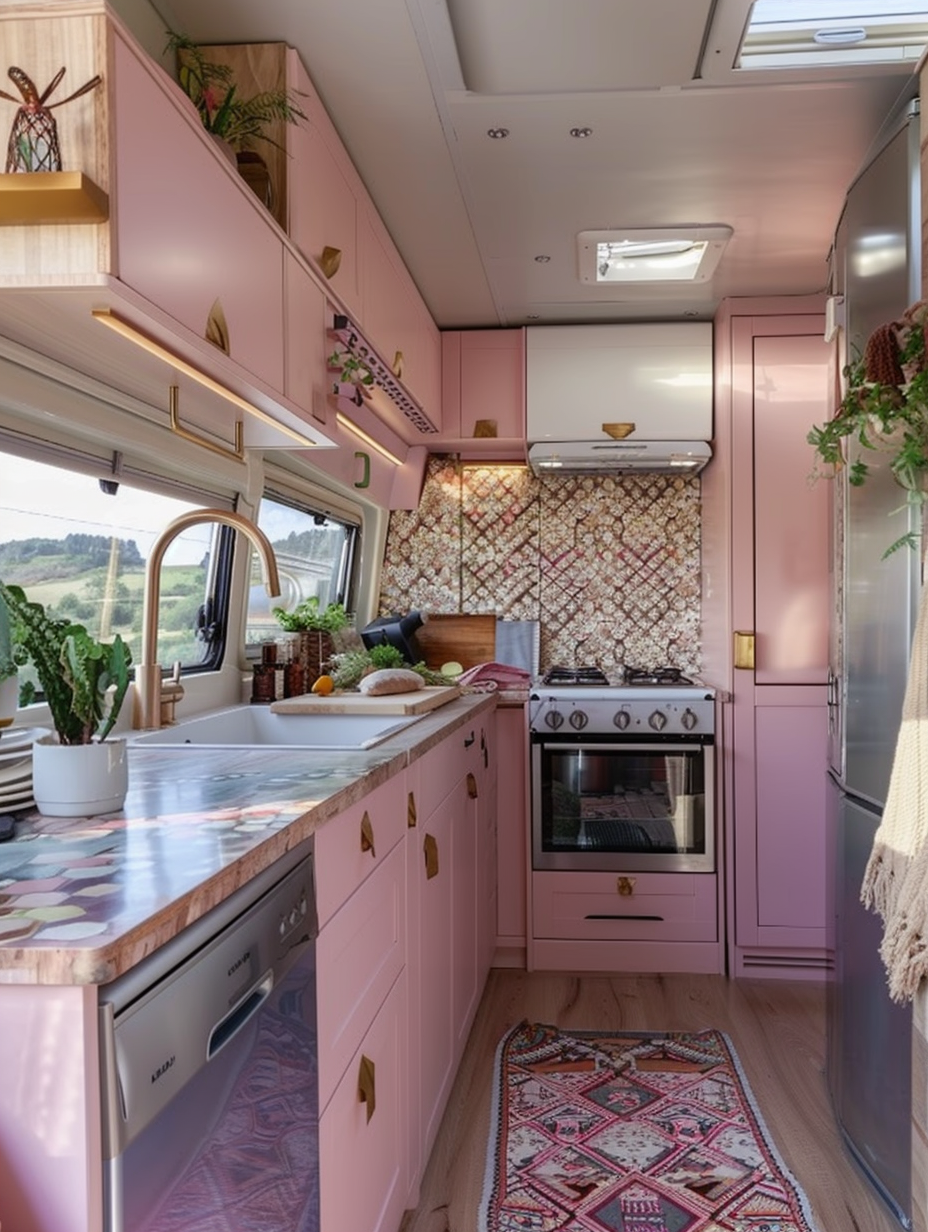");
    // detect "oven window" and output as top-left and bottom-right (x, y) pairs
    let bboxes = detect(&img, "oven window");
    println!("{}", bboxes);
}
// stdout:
(540, 746), (706, 856)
